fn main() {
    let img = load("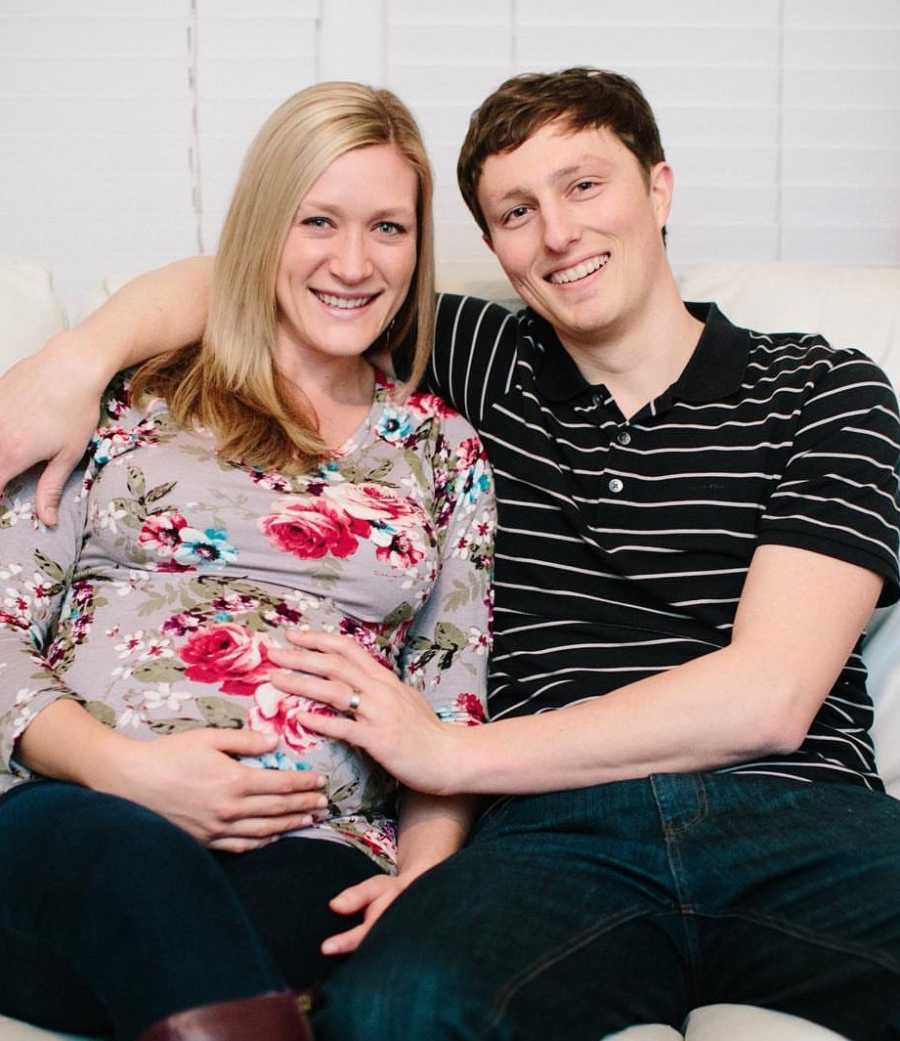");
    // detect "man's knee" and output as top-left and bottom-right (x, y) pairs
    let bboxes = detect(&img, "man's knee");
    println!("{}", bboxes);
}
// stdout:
(316, 937), (479, 1041)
